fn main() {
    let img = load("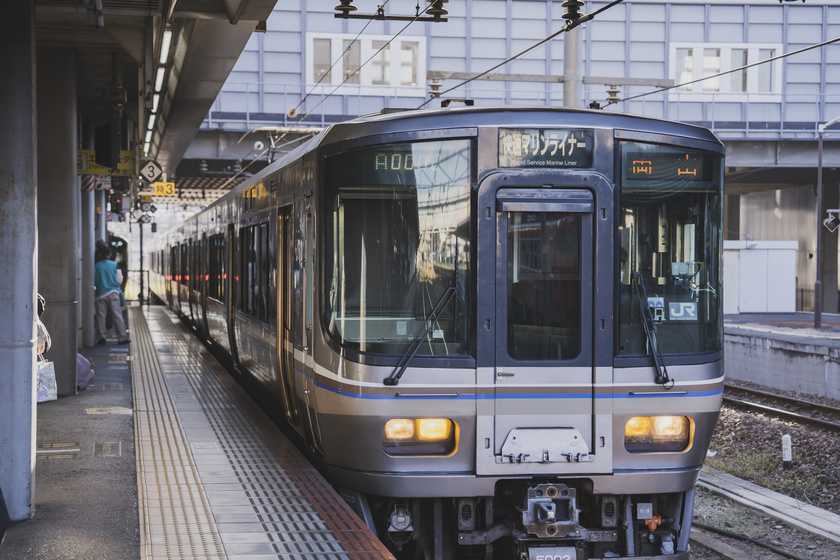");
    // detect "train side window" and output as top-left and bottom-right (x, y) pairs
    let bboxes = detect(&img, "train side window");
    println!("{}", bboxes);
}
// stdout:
(209, 233), (224, 301)
(238, 223), (270, 322)
(171, 244), (178, 282)
(239, 226), (253, 316)
(259, 221), (270, 322)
